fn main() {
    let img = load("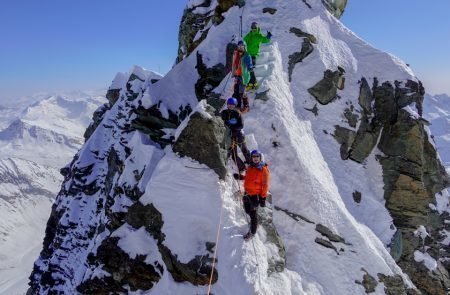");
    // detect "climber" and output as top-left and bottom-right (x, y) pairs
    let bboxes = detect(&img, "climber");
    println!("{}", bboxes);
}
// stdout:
(231, 40), (253, 112)
(243, 22), (272, 90)
(221, 97), (251, 174)
(240, 149), (270, 241)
